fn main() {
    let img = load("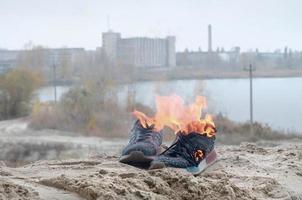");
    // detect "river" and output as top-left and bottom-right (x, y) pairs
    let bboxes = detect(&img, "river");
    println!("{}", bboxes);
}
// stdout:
(36, 77), (302, 133)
